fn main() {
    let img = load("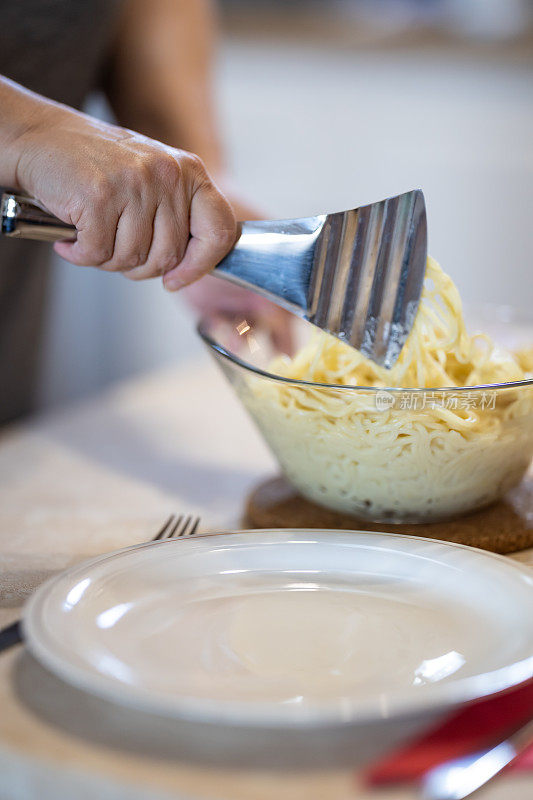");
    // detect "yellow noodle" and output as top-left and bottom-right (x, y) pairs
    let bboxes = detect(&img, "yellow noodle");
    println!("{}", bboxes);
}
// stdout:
(242, 258), (533, 521)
